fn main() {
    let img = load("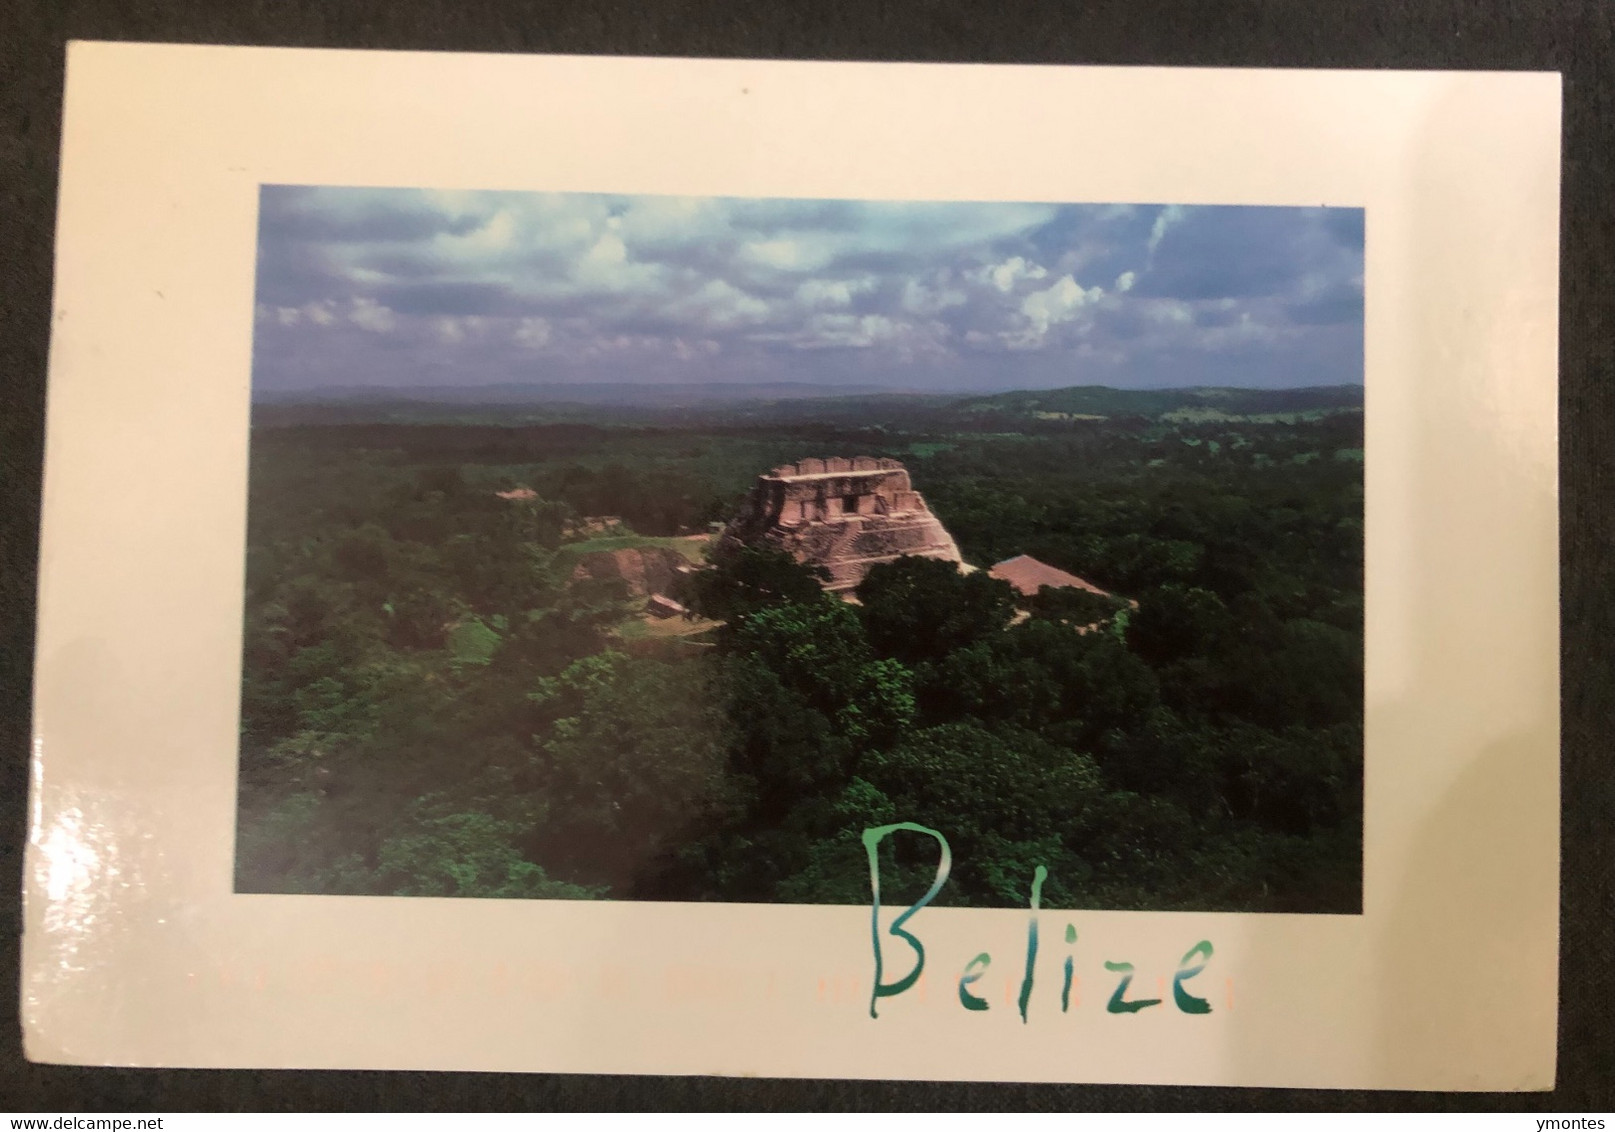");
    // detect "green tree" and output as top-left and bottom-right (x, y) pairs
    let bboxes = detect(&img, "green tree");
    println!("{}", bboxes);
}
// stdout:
(855, 555), (1017, 665)
(855, 722), (1105, 907)
(1126, 584), (1232, 666)
(727, 599), (915, 754)
(687, 544), (831, 622)
(1026, 584), (1125, 626)
(922, 617), (1158, 745)
(375, 807), (603, 899)
(529, 651), (730, 890)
